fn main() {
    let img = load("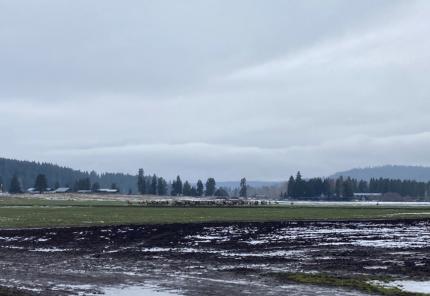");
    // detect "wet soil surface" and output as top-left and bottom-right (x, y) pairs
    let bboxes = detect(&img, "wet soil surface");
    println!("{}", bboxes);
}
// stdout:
(0, 220), (429, 295)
